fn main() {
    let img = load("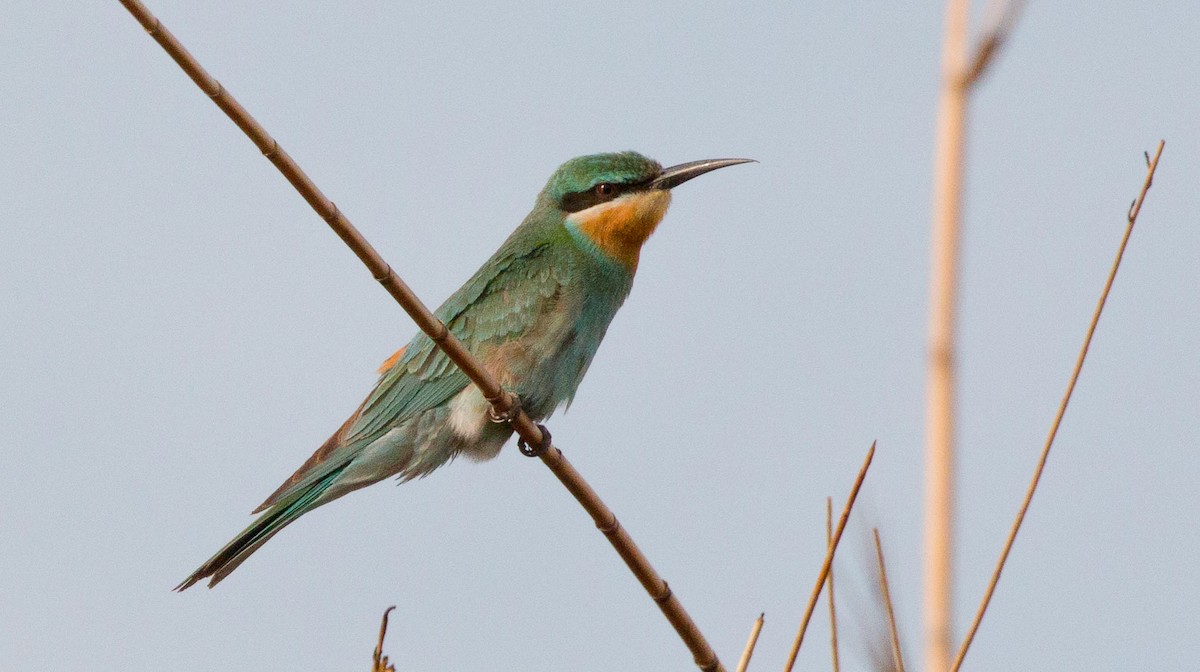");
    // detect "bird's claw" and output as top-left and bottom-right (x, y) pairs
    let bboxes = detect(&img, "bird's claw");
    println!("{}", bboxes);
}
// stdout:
(518, 424), (552, 458)
(486, 393), (521, 424)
